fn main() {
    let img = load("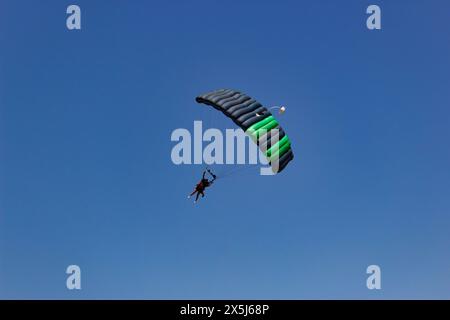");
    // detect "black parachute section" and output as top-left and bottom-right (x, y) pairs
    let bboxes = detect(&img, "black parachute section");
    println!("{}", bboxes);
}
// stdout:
(196, 89), (294, 173)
